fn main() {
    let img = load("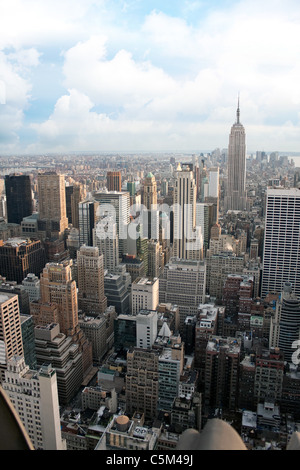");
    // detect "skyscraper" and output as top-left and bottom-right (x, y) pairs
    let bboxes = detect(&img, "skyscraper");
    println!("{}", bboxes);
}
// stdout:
(261, 188), (300, 298)
(143, 172), (157, 210)
(65, 185), (73, 225)
(270, 282), (300, 363)
(2, 356), (66, 450)
(37, 172), (68, 240)
(78, 200), (99, 247)
(39, 261), (78, 337)
(208, 252), (245, 300)
(107, 171), (122, 192)
(20, 314), (37, 370)
(77, 245), (107, 315)
(205, 167), (220, 226)
(0, 293), (23, 383)
(126, 348), (159, 419)
(173, 163), (202, 260)
(136, 309), (158, 349)
(93, 215), (119, 272)
(104, 265), (131, 315)
(94, 190), (130, 257)
(159, 258), (206, 332)
(34, 323), (83, 405)
(254, 348), (284, 405)
(22, 273), (40, 302)
(204, 336), (241, 411)
(157, 335), (184, 412)
(32, 261), (93, 380)
(224, 99), (247, 211)
(65, 182), (86, 228)
(131, 277), (159, 316)
(78, 306), (115, 364)
(147, 239), (160, 278)
(5, 174), (33, 225)
(196, 202), (214, 254)
(142, 172), (159, 240)
(208, 167), (219, 199)
(0, 238), (45, 283)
